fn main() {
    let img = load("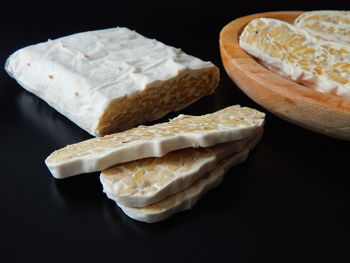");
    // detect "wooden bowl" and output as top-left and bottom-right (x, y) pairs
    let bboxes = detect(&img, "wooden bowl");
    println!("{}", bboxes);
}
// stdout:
(219, 11), (350, 141)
